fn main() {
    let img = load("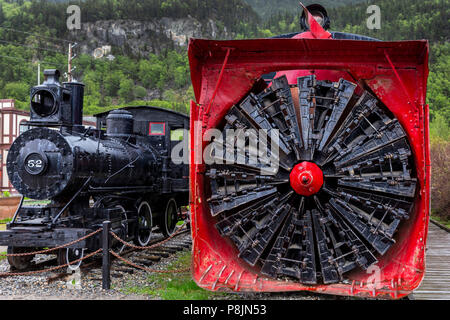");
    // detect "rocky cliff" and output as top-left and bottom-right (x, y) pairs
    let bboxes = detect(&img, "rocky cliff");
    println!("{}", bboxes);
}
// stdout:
(73, 16), (231, 57)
